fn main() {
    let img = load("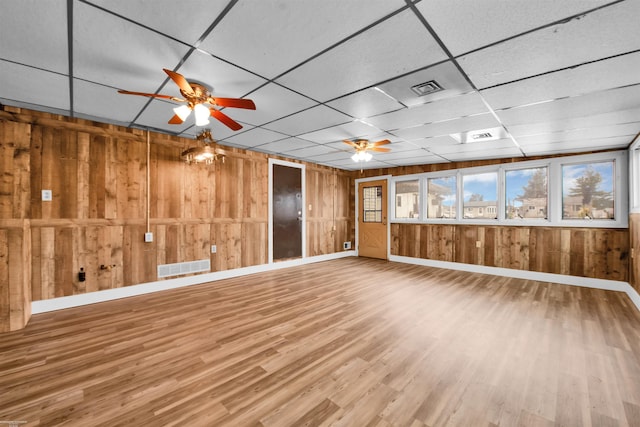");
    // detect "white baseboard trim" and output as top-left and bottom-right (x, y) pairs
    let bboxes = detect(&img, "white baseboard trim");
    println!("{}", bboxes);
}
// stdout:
(32, 251), (356, 314)
(32, 251), (640, 316)
(390, 255), (640, 313)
